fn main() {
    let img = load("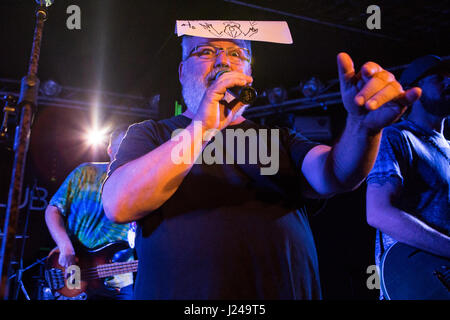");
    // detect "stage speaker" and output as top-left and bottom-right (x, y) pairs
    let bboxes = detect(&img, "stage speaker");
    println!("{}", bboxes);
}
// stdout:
(294, 116), (332, 141)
